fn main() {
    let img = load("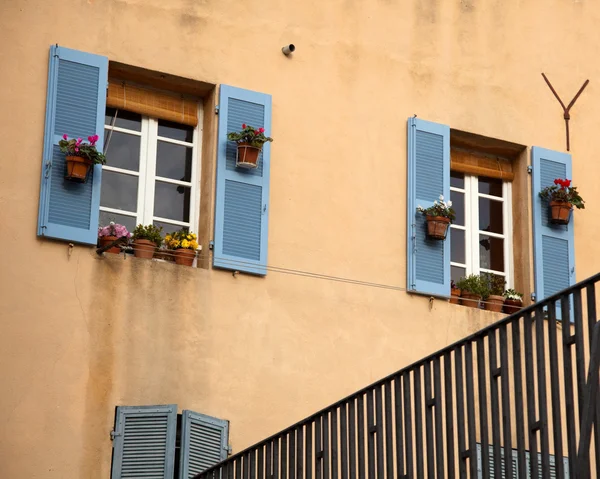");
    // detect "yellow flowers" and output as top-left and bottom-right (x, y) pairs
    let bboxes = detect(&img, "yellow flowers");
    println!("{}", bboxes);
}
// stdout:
(166, 229), (198, 250)
(181, 239), (190, 249)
